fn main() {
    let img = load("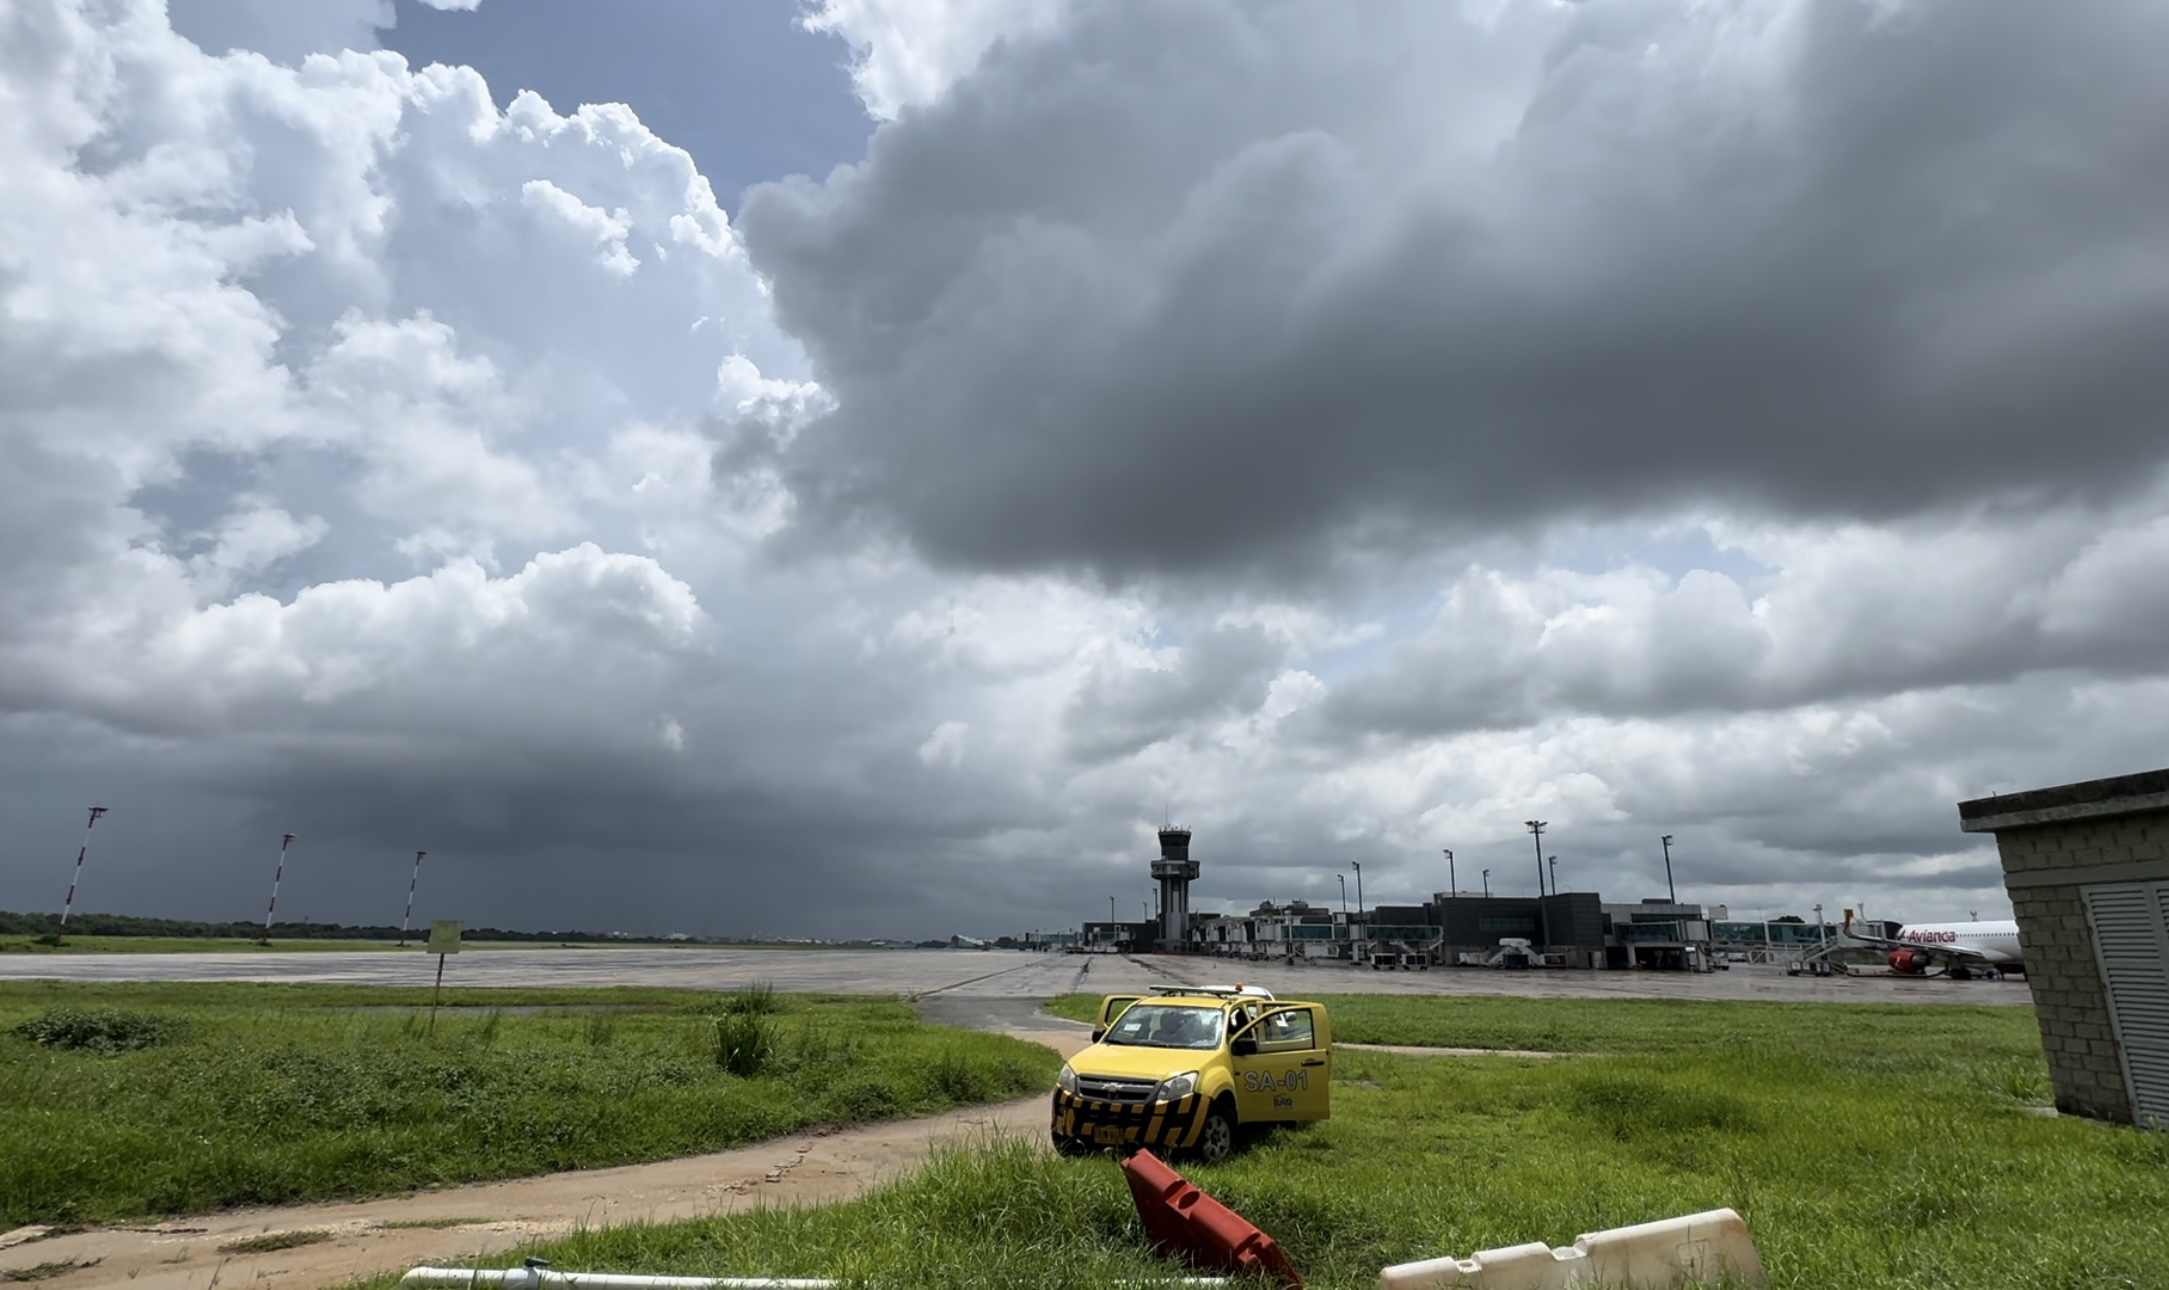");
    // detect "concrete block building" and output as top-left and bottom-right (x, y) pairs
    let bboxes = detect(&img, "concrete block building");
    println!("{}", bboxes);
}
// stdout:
(1959, 768), (2169, 1128)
